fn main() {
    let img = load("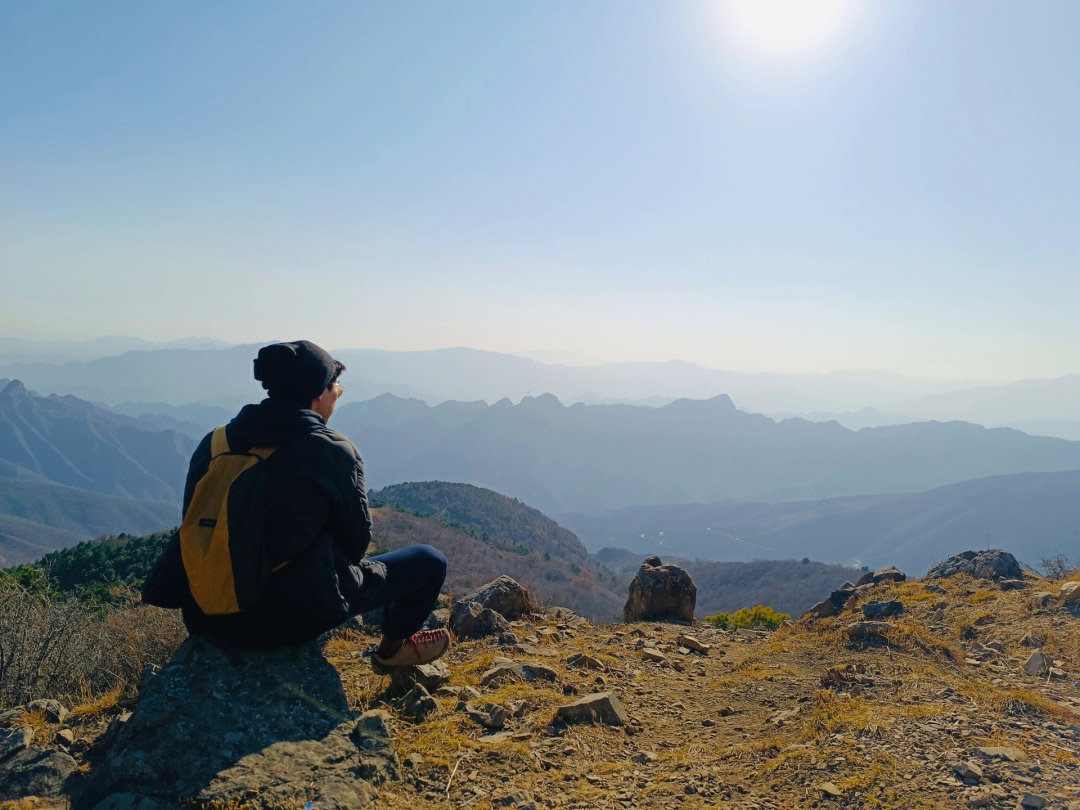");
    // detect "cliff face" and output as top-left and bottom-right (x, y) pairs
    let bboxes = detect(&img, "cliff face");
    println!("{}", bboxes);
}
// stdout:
(2, 567), (1079, 809)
